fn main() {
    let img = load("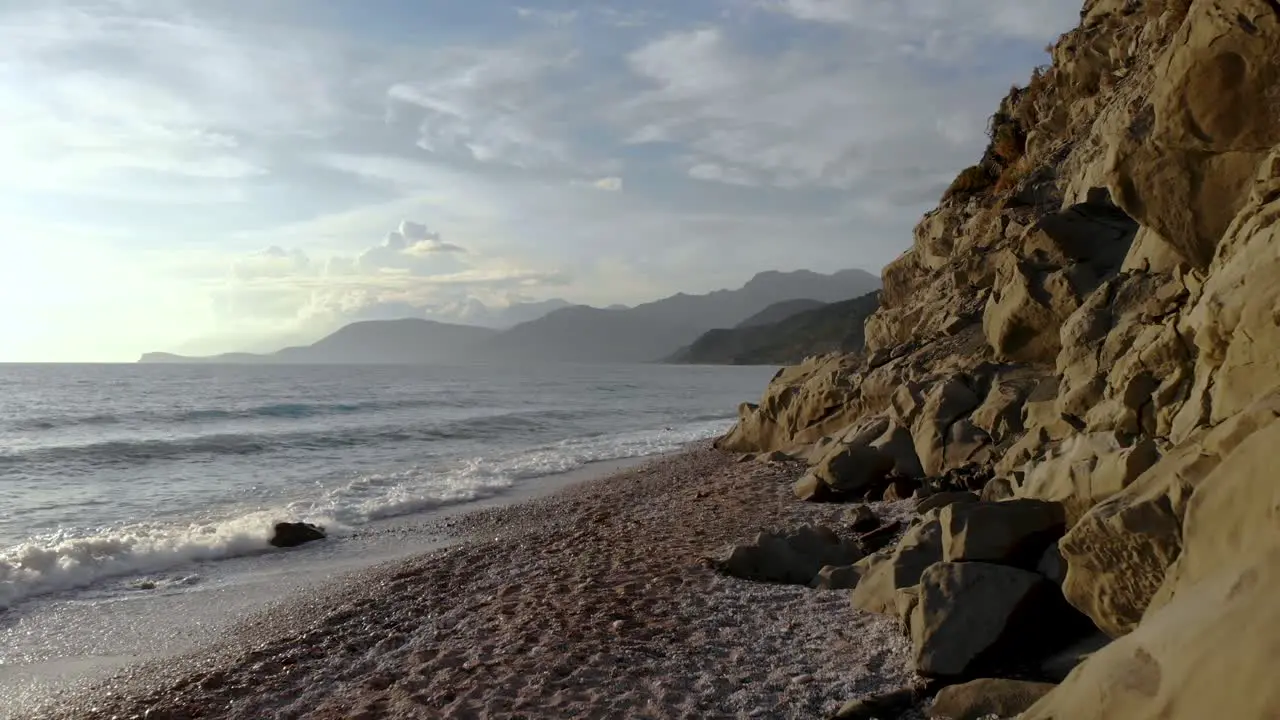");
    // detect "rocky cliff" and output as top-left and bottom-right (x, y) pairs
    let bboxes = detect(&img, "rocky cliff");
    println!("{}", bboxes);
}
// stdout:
(719, 1), (1280, 716)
